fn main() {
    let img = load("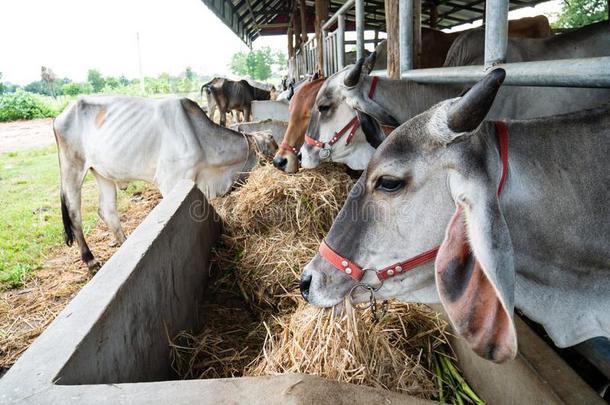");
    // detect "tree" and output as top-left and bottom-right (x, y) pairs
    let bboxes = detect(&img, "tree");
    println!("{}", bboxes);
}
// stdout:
(553, 0), (608, 28)
(230, 47), (284, 81)
(87, 69), (106, 93)
(0, 72), (5, 94)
